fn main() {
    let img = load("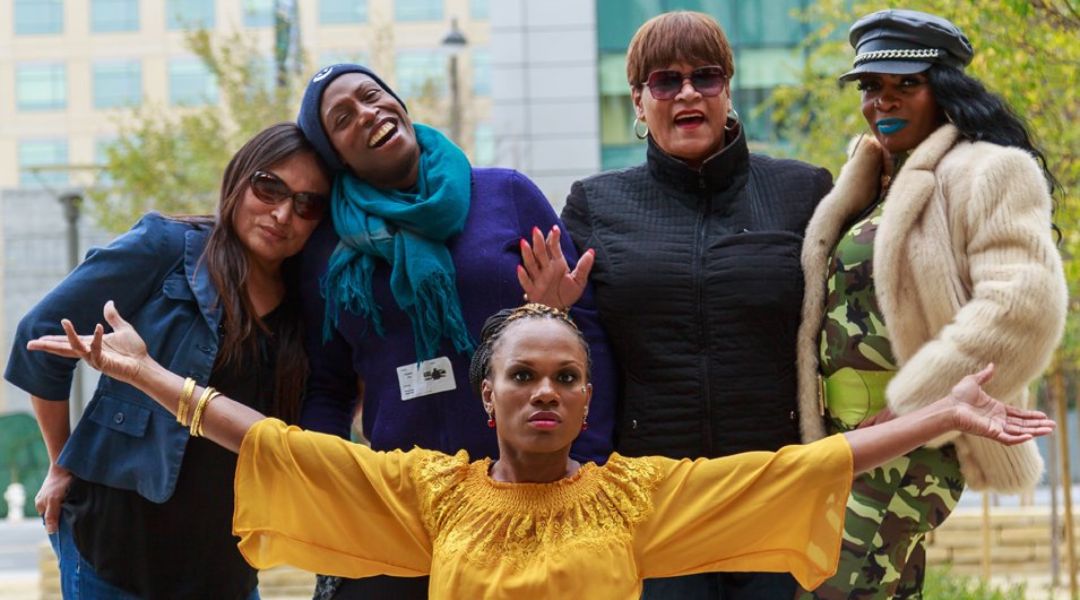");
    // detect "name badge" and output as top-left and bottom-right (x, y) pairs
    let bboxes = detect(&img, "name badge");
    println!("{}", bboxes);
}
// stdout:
(396, 356), (457, 401)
